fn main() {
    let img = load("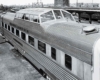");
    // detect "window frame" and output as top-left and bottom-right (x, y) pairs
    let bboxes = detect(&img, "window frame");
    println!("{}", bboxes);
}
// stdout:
(38, 40), (46, 53)
(62, 10), (75, 21)
(51, 47), (56, 60)
(8, 25), (10, 31)
(21, 32), (26, 41)
(11, 27), (14, 33)
(5, 24), (7, 29)
(2, 22), (4, 27)
(28, 35), (34, 47)
(22, 14), (30, 21)
(65, 54), (72, 70)
(16, 29), (20, 37)
(53, 10), (63, 19)
(40, 10), (55, 23)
